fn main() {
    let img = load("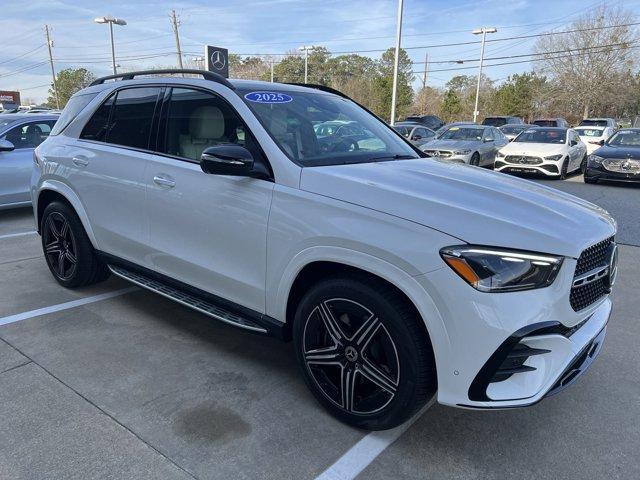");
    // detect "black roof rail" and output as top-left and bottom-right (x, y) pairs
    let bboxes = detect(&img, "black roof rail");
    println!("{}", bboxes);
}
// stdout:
(89, 69), (235, 90)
